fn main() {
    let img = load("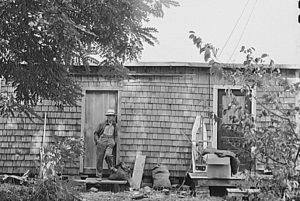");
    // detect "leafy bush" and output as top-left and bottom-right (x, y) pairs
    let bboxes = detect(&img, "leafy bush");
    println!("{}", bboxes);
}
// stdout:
(0, 137), (85, 201)
(189, 33), (300, 200)
(30, 179), (81, 201)
(41, 137), (85, 179)
(0, 179), (82, 201)
(0, 183), (32, 201)
(37, 137), (85, 200)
